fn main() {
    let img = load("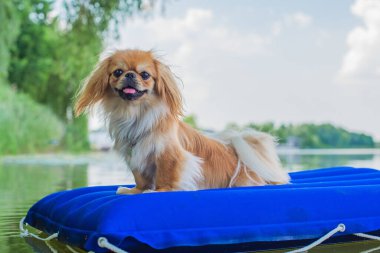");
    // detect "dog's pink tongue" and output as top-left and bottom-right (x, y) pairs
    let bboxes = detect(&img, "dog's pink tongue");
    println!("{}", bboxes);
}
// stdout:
(123, 88), (136, 94)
